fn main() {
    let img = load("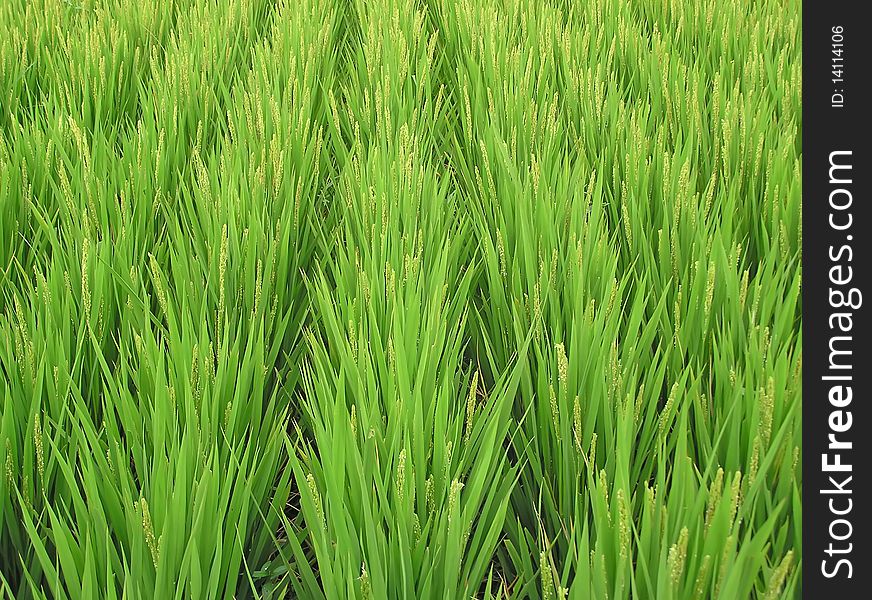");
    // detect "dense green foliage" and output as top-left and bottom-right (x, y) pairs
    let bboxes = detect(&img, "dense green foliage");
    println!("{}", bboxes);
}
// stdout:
(0, 0), (801, 598)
